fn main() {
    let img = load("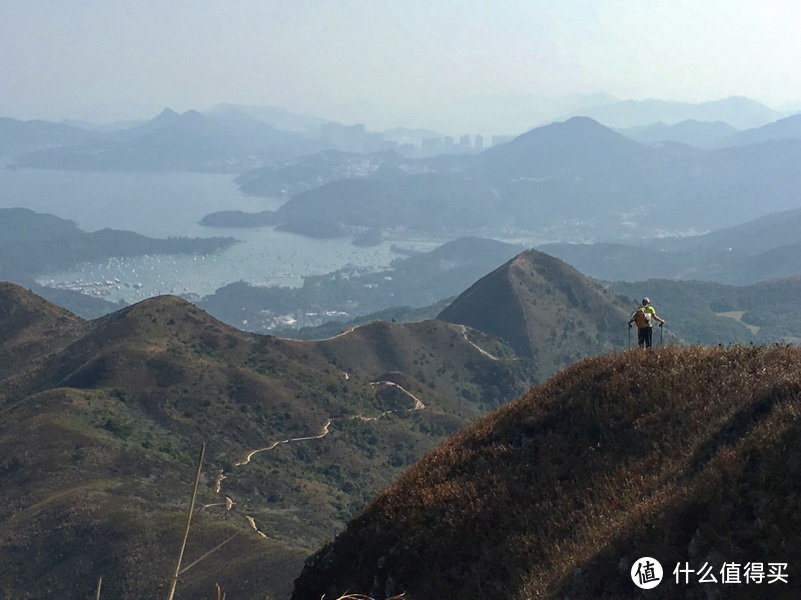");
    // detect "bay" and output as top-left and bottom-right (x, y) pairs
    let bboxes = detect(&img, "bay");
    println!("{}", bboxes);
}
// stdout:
(0, 168), (412, 301)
